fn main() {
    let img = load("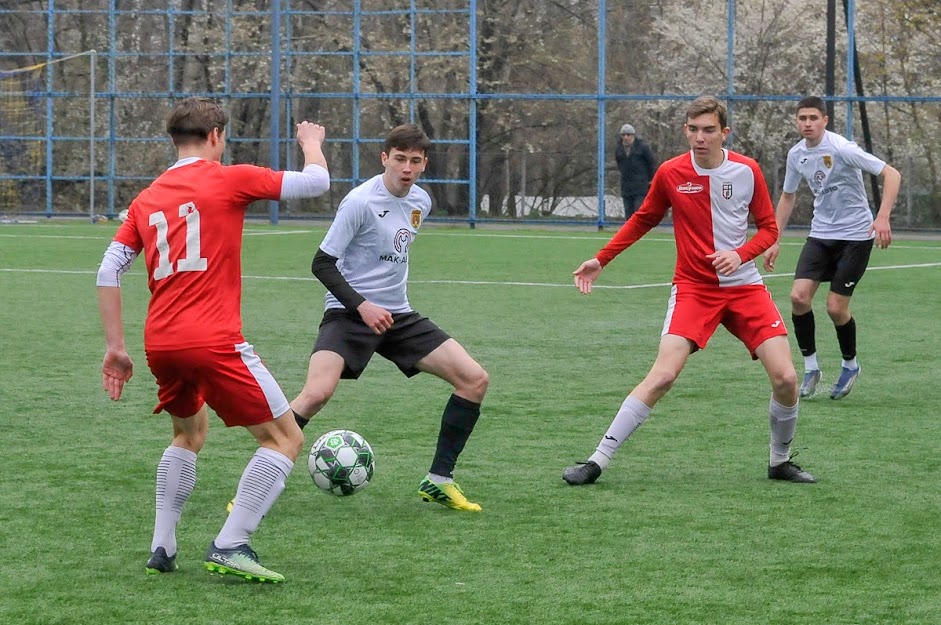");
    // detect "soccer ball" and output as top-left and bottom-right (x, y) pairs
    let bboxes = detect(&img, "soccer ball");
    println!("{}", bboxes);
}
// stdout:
(308, 429), (375, 496)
